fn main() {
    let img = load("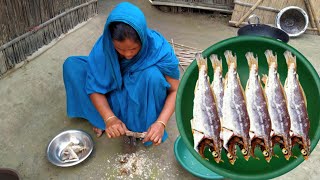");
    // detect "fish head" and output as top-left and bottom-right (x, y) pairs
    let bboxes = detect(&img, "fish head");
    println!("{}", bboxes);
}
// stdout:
(226, 152), (237, 165)
(241, 147), (250, 161)
(272, 135), (292, 160)
(300, 148), (309, 160)
(236, 137), (250, 161)
(292, 136), (310, 160)
(226, 143), (238, 165)
(211, 148), (222, 163)
(262, 148), (273, 163)
(281, 146), (292, 160)
(300, 140), (310, 160)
